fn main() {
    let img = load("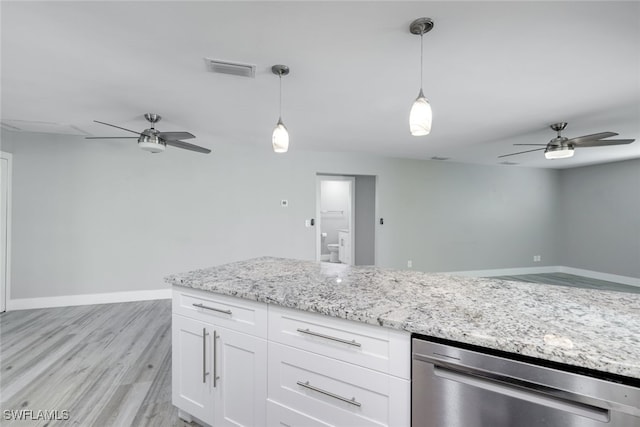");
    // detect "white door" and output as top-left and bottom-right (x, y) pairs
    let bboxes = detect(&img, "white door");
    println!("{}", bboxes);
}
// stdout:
(172, 314), (215, 426)
(214, 326), (267, 427)
(0, 153), (11, 313)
